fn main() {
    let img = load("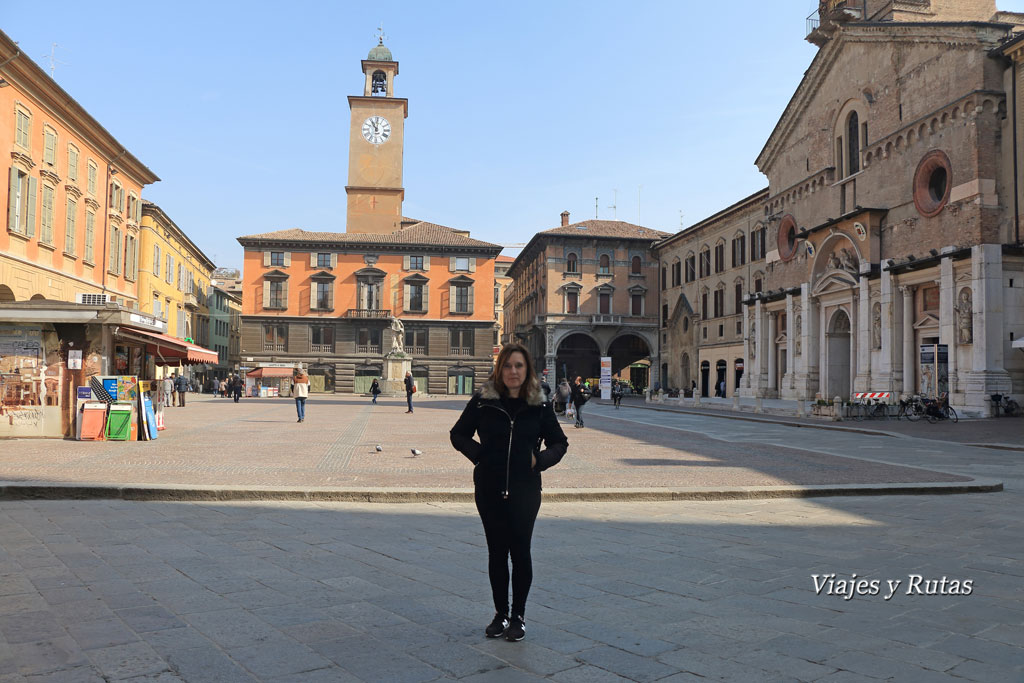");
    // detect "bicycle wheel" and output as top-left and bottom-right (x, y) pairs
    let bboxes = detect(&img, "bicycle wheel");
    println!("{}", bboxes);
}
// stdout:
(853, 404), (864, 421)
(946, 406), (958, 423)
(905, 403), (922, 421)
